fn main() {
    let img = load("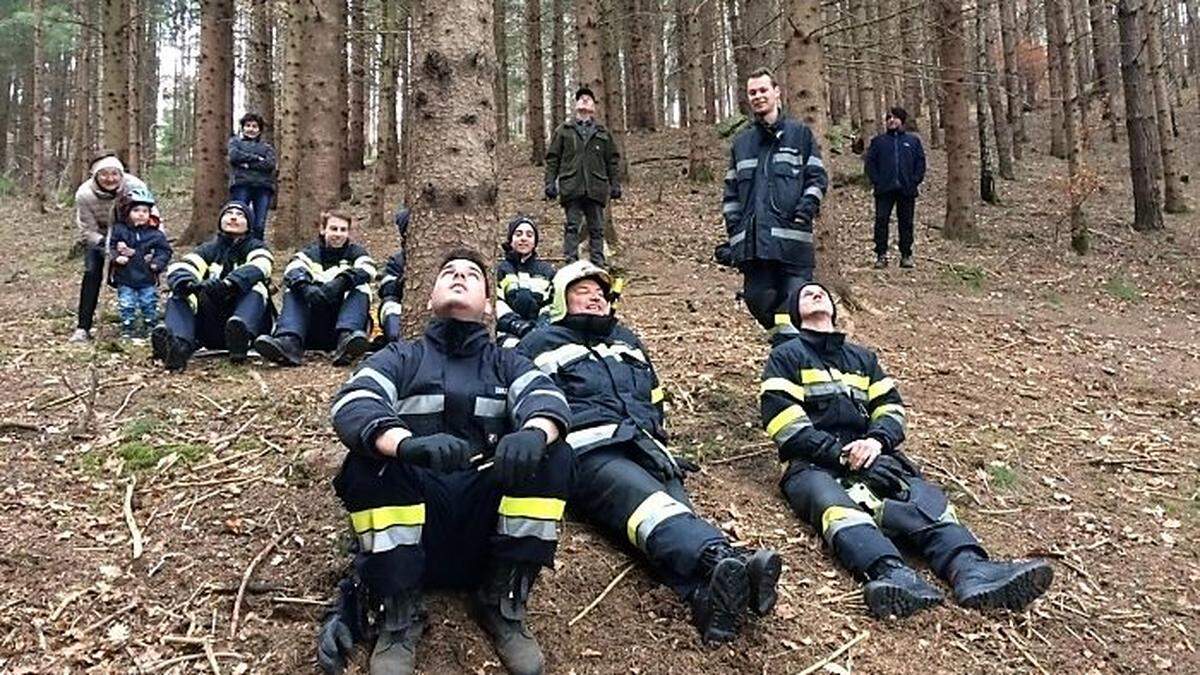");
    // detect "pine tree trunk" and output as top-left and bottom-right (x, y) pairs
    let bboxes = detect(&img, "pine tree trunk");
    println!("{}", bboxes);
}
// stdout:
(494, 0), (510, 142)
(526, 0), (547, 162)
(1186, 0), (1200, 85)
(1145, 0), (1189, 212)
(31, 0), (46, 211)
(1045, 0), (1068, 159)
(309, 0), (350, 239)
(851, 0), (878, 140)
(183, 0), (234, 244)
(737, 0), (770, 113)
(975, 8), (998, 204)
(0, 69), (12, 174)
(577, 0), (607, 117)
(348, 0), (367, 170)
(405, 0), (500, 326)
(938, 0), (975, 240)
(999, 0), (1024, 154)
(602, 0), (626, 131)
(925, 0), (943, 148)
(245, 0), (274, 143)
(653, 0), (666, 128)
(1070, 0), (1093, 150)
(983, 5), (1015, 180)
(50, 52), (69, 175)
(127, 0), (142, 174)
(141, 6), (159, 167)
(629, 0), (657, 129)
(683, 0), (708, 176)
(700, 0), (717, 124)
(1090, 0), (1122, 142)
(379, 0), (400, 183)
(1048, 0), (1089, 252)
(716, 0), (732, 118)
(676, 0), (690, 128)
(900, 8), (923, 131)
(335, 2), (351, 200)
(1117, 0), (1164, 230)
(102, 0), (130, 161)
(552, 0), (566, 130)
(68, 0), (92, 187)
